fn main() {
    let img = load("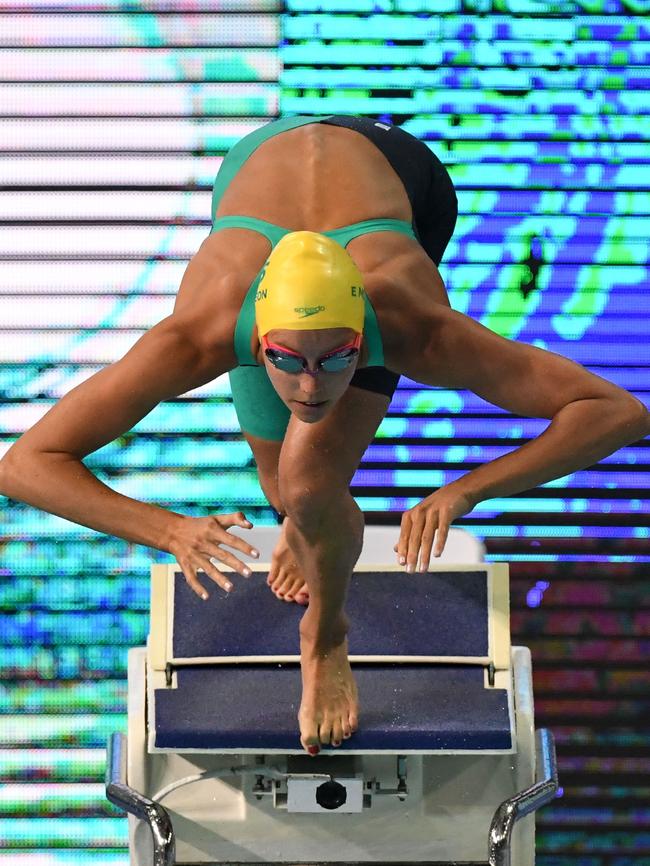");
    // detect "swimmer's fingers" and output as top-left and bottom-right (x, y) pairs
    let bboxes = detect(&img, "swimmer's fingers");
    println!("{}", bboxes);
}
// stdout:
(168, 513), (259, 593)
(405, 508), (427, 573)
(394, 509), (411, 566)
(418, 517), (440, 572)
(393, 506), (425, 571)
(205, 544), (252, 580)
(432, 515), (451, 559)
(419, 507), (453, 570)
(395, 488), (476, 572)
(210, 512), (260, 560)
(405, 506), (443, 572)
(214, 510), (253, 531)
(176, 553), (233, 600)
